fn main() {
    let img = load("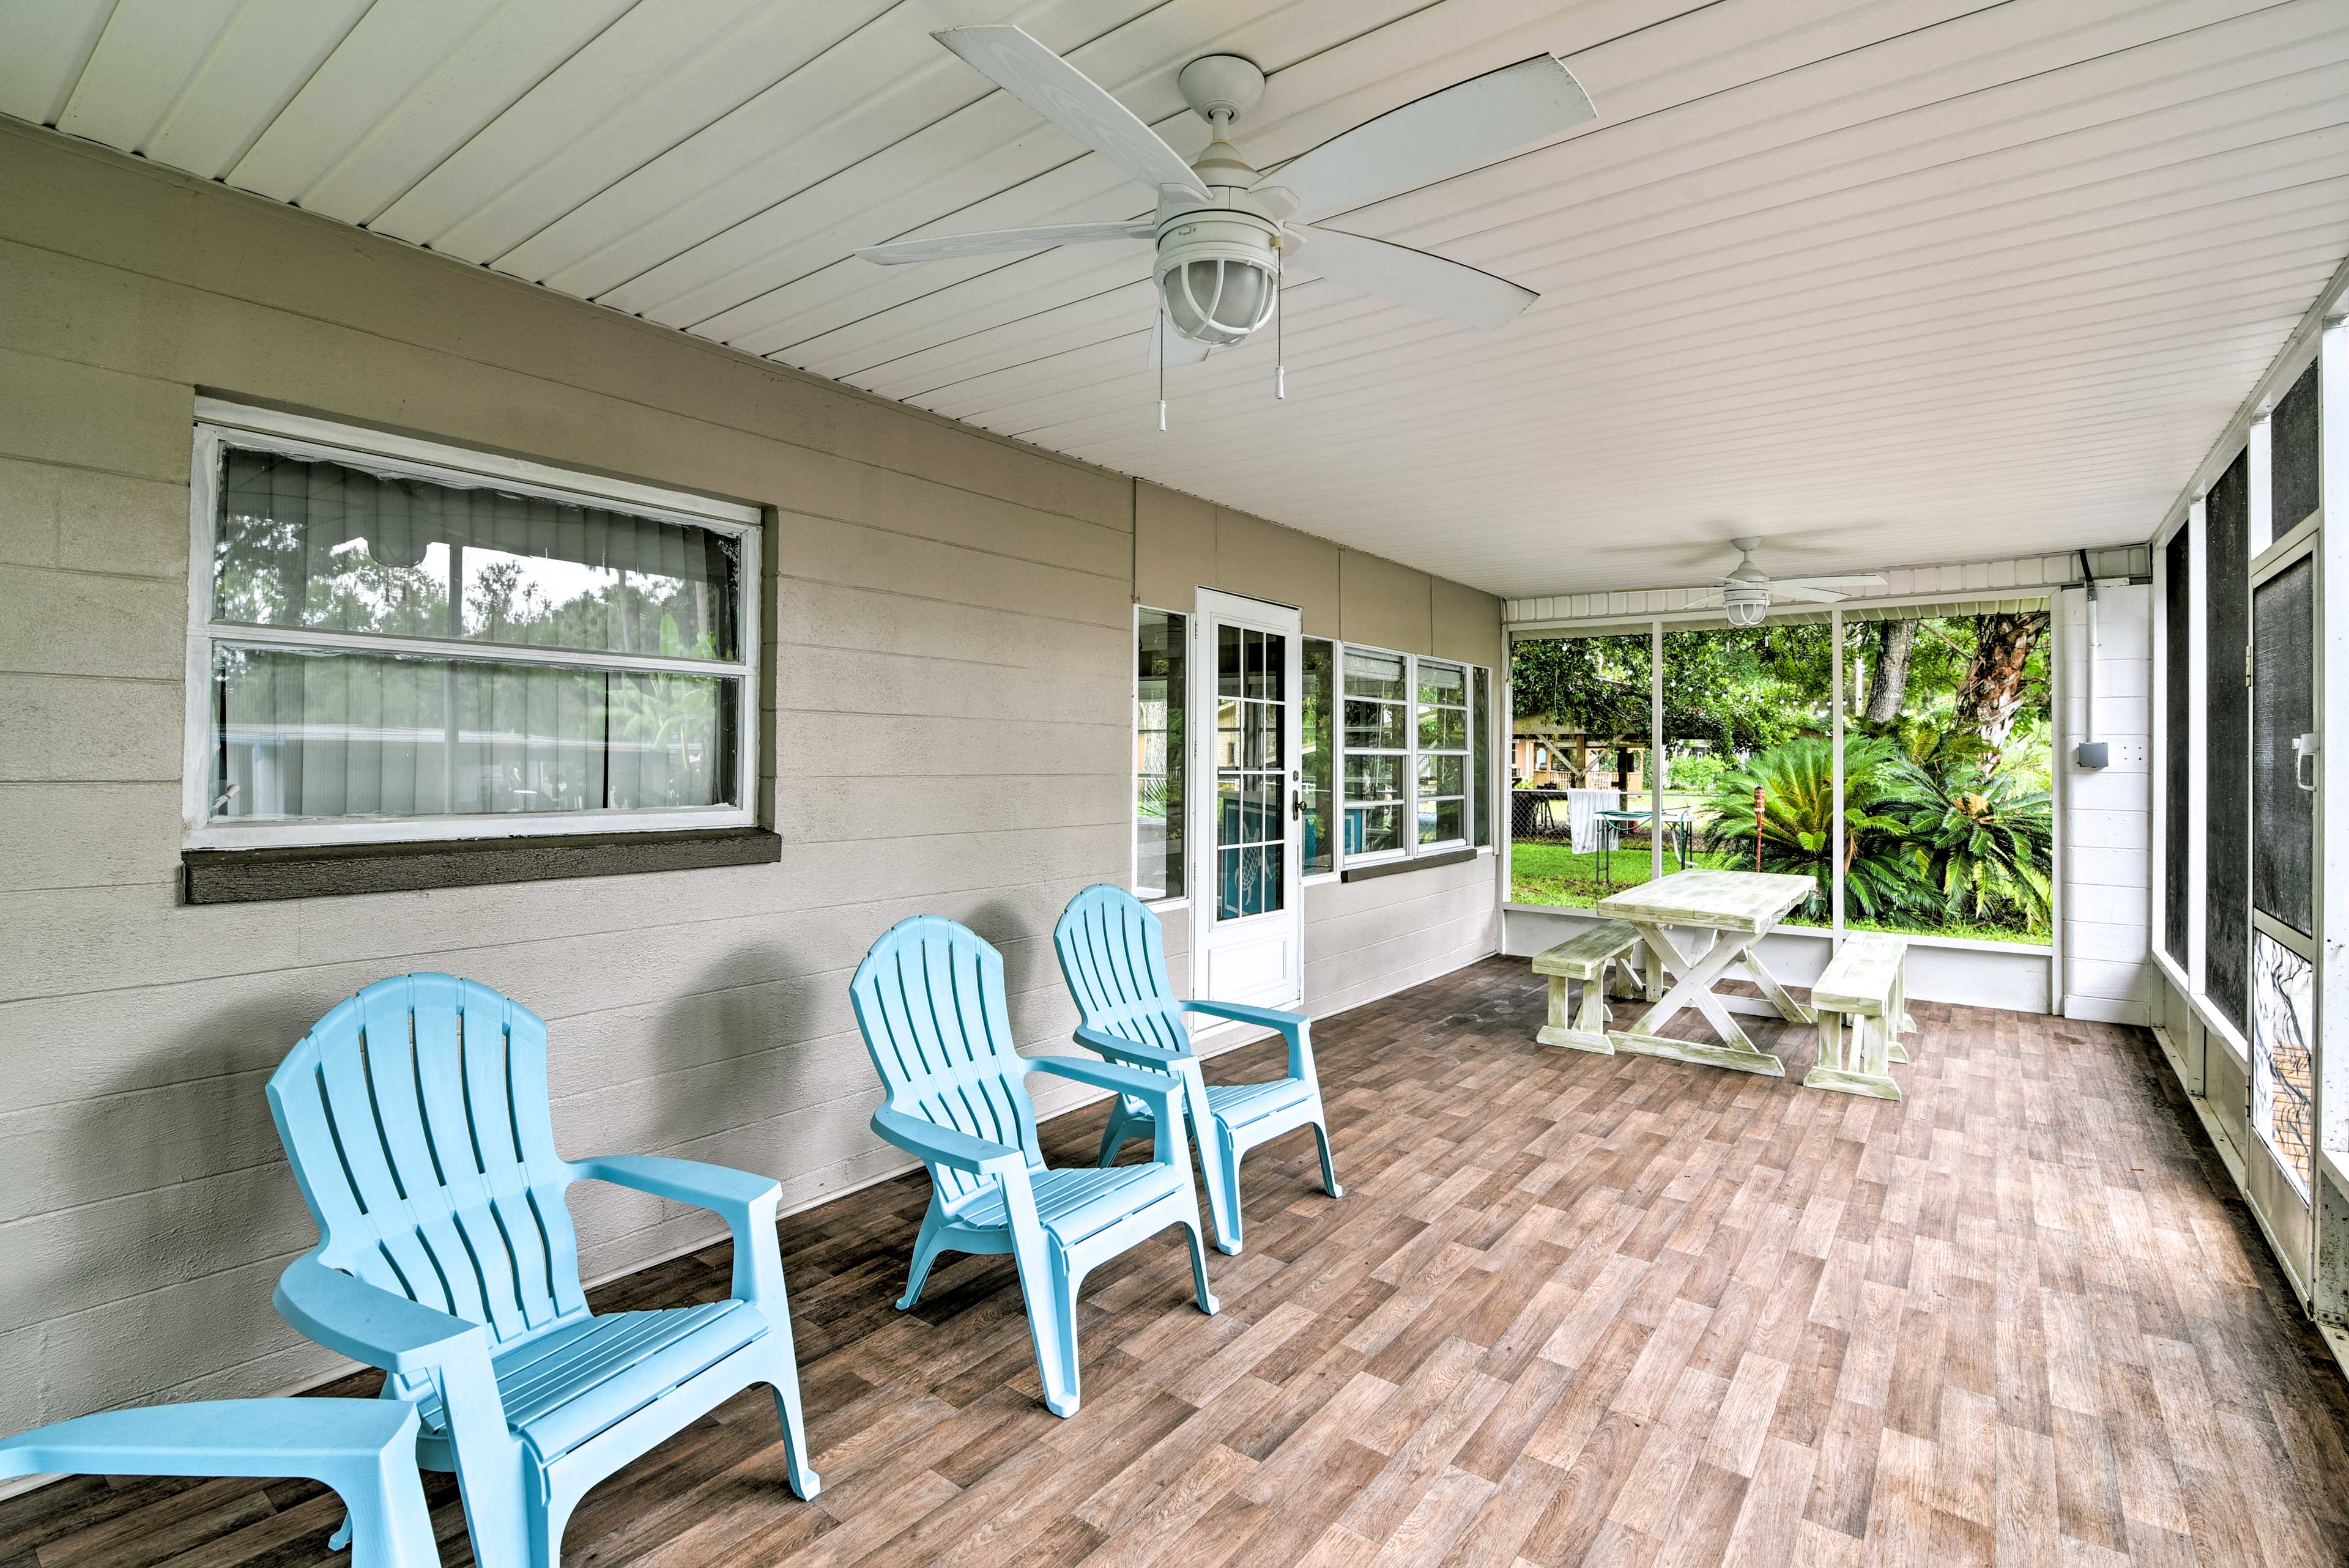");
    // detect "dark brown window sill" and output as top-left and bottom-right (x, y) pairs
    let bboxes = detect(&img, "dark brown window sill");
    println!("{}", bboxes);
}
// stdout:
(1339, 846), (1480, 884)
(182, 827), (780, 904)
